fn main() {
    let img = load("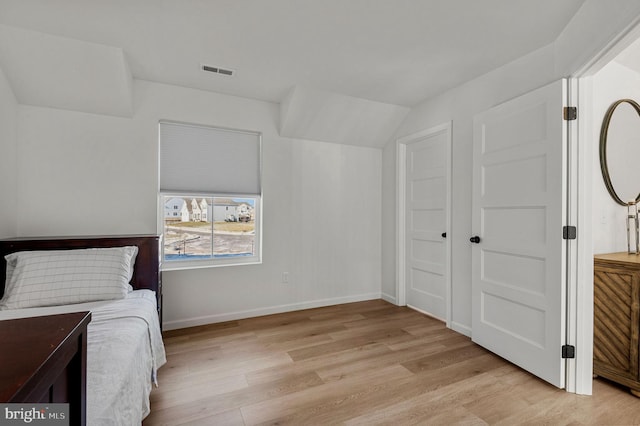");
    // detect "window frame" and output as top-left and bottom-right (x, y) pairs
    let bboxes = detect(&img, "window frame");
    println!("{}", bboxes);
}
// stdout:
(160, 192), (262, 271)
